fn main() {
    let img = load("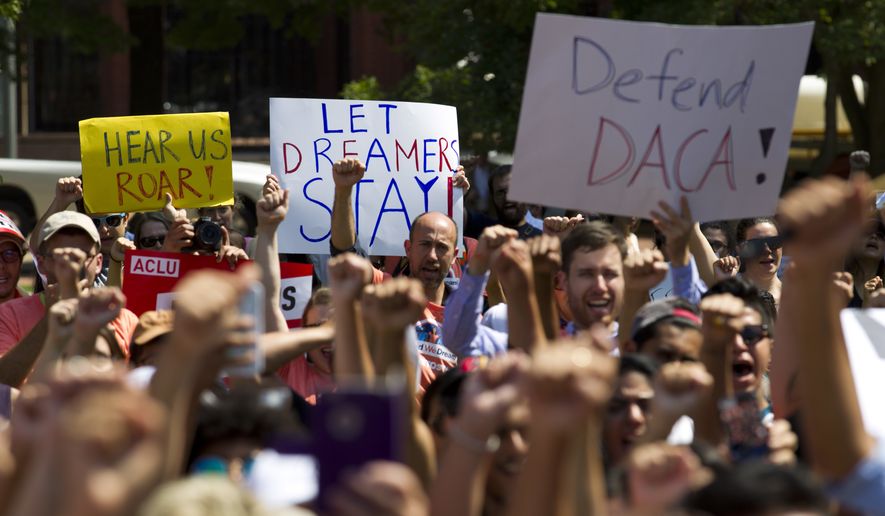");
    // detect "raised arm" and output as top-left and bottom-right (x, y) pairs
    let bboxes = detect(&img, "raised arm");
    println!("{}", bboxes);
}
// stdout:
(693, 293), (745, 448)
(619, 249), (668, 351)
(528, 234), (562, 340)
(507, 339), (616, 516)
(431, 353), (528, 516)
(776, 175), (873, 481)
(443, 225), (516, 358)
(253, 175), (290, 333)
(328, 253), (375, 382)
(492, 239), (546, 355)
(361, 278), (436, 487)
(29, 177), (82, 253)
(330, 159), (365, 253)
